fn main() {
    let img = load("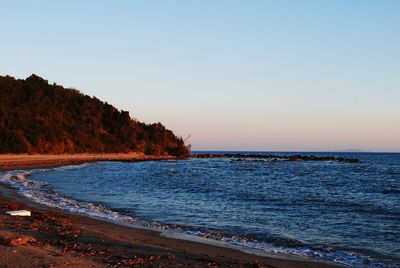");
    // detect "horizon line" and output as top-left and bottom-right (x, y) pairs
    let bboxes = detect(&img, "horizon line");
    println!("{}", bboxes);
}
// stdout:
(191, 149), (400, 154)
